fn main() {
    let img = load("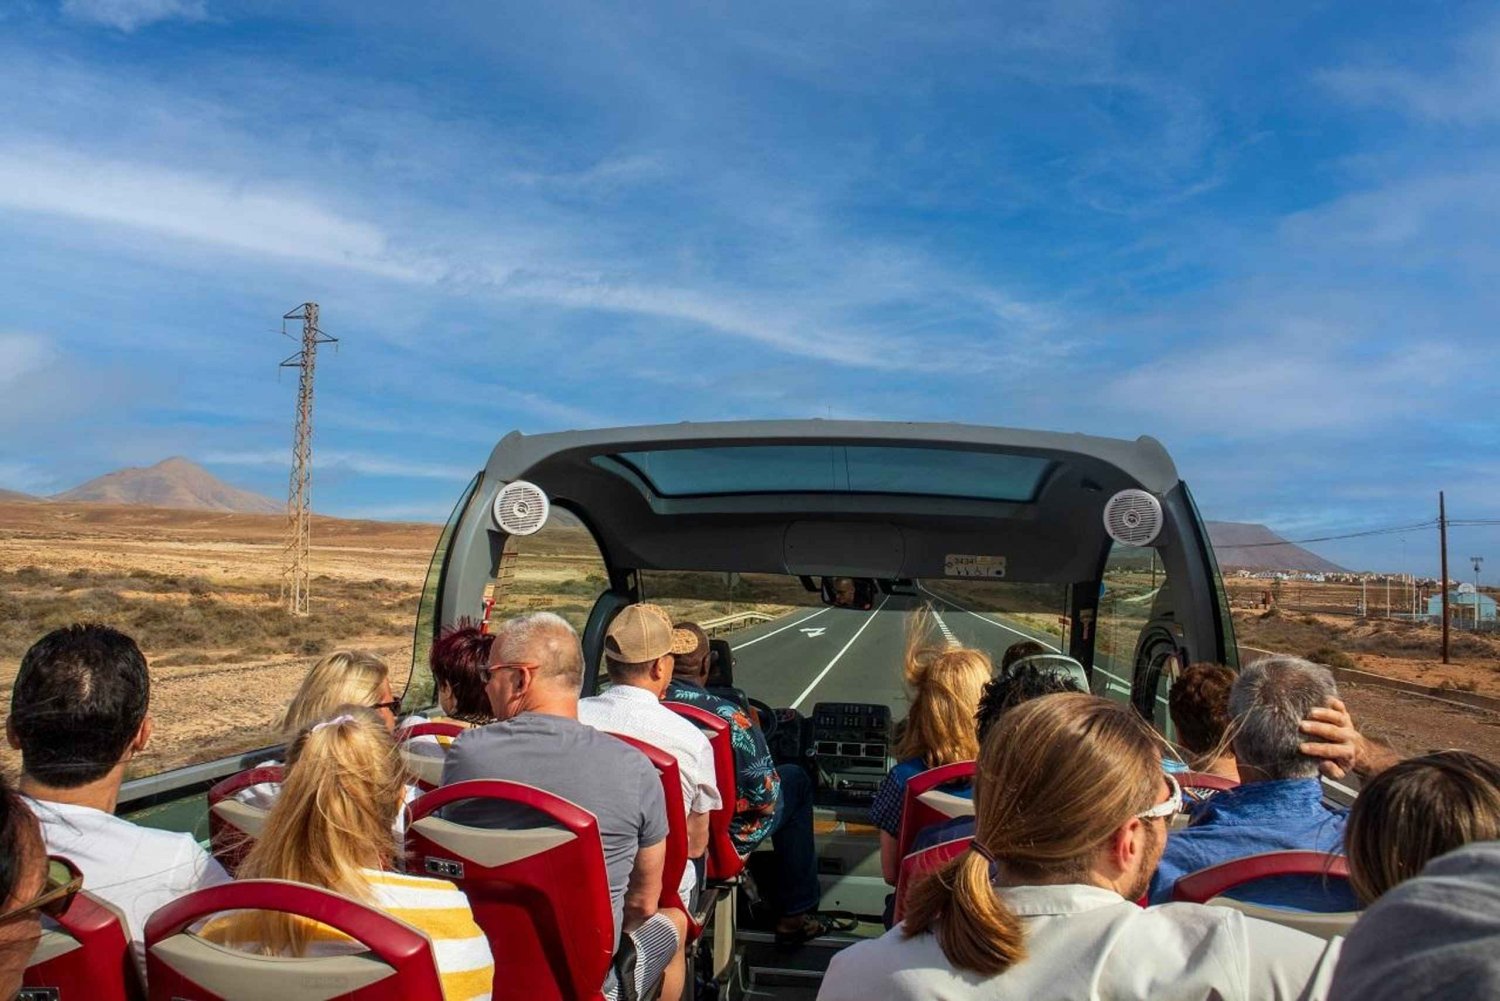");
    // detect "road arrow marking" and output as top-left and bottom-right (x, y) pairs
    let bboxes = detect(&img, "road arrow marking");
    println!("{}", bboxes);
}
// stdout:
(799, 627), (827, 638)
